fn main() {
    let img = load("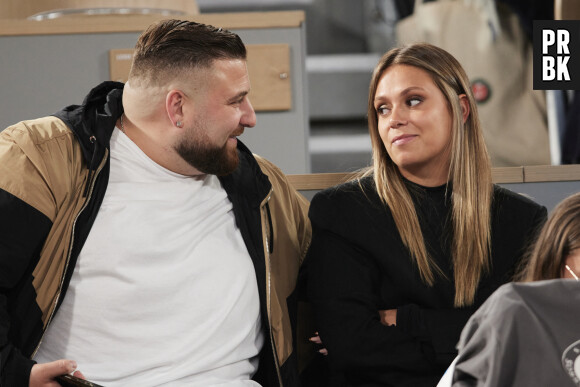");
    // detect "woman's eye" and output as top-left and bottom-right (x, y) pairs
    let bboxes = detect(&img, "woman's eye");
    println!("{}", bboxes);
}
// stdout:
(408, 98), (422, 107)
(377, 106), (390, 115)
